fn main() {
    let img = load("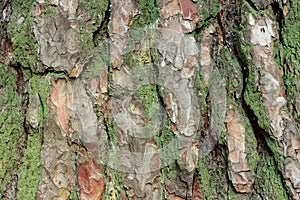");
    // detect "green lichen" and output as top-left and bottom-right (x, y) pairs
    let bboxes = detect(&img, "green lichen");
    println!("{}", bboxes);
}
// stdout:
(102, 168), (122, 200)
(217, 47), (259, 171)
(16, 73), (49, 198)
(279, 0), (300, 131)
(0, 63), (24, 195)
(107, 116), (118, 146)
(130, 0), (160, 29)
(7, 0), (40, 72)
(123, 26), (159, 69)
(197, 0), (221, 28)
(43, 0), (56, 17)
(79, 0), (109, 49)
(218, 47), (243, 102)
(235, 29), (270, 130)
(80, 0), (109, 29)
(255, 151), (289, 199)
(194, 71), (208, 115)
(197, 154), (224, 200)
(0, 64), (49, 197)
(16, 130), (41, 200)
(242, 0), (272, 17)
(244, 69), (270, 130)
(81, 40), (110, 79)
(135, 84), (159, 122)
